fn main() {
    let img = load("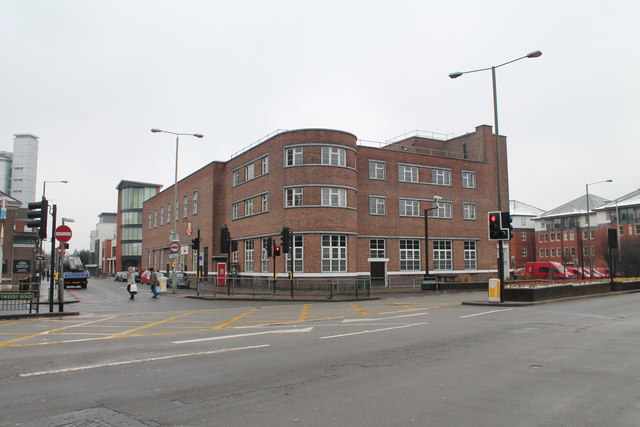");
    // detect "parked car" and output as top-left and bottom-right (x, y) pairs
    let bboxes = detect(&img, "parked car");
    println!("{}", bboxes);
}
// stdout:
(167, 272), (191, 289)
(114, 271), (128, 282)
(525, 261), (577, 280)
